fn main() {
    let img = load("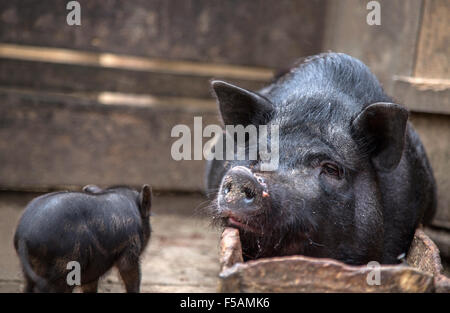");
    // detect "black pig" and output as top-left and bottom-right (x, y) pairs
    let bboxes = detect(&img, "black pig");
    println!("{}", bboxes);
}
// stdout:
(14, 185), (152, 292)
(206, 53), (436, 265)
